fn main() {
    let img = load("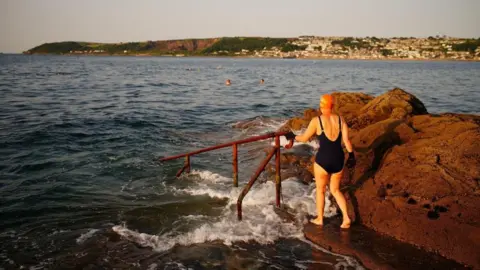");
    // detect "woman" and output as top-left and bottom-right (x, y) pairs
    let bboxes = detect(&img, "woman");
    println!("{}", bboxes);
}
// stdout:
(285, 94), (355, 229)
